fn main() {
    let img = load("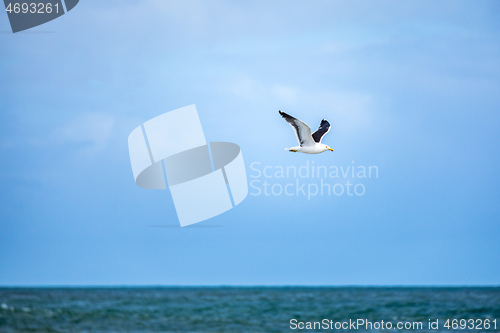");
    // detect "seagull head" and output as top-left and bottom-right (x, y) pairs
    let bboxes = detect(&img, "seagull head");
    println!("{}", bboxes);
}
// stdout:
(324, 145), (334, 152)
